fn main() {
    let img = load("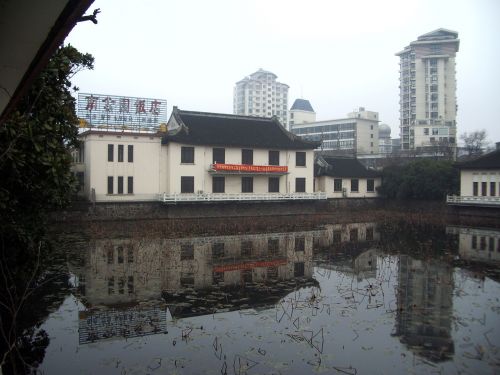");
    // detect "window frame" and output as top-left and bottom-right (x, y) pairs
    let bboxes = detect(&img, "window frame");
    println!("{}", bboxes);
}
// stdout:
(334, 178), (342, 192)
(107, 176), (113, 194)
(242, 149), (253, 165)
(128, 145), (134, 162)
(117, 176), (124, 194)
(213, 148), (225, 164)
(268, 150), (280, 166)
(367, 179), (375, 192)
(181, 146), (195, 164)
(212, 176), (225, 193)
(127, 176), (134, 194)
(296, 151), (306, 167)
(295, 177), (306, 193)
(242, 176), (253, 193)
(107, 144), (114, 162)
(268, 177), (280, 193)
(351, 179), (359, 192)
(118, 145), (124, 162)
(181, 176), (194, 193)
